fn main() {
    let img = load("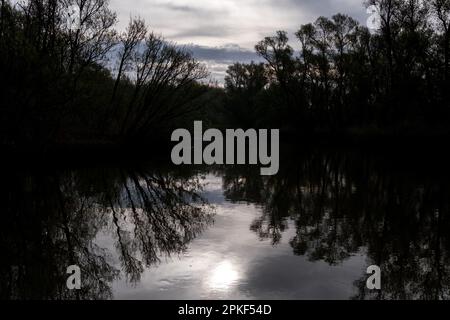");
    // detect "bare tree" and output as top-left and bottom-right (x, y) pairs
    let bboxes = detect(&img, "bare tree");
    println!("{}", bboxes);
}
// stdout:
(255, 31), (295, 87)
(432, 0), (450, 81)
(365, 0), (402, 90)
(61, 0), (117, 73)
(118, 34), (208, 136)
(111, 17), (147, 104)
